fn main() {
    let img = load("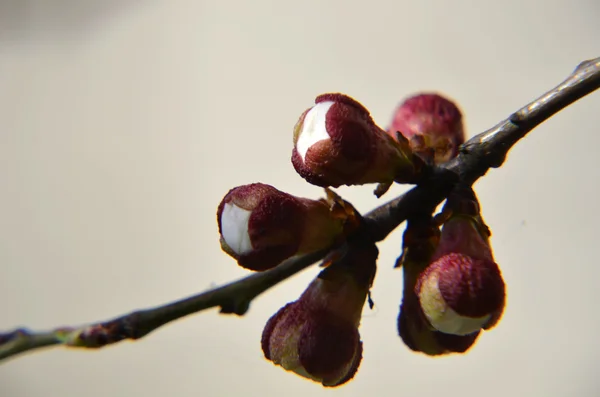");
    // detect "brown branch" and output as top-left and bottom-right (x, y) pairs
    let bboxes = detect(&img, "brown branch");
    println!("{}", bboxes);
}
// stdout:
(1, 57), (598, 364)
(0, 247), (331, 362)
